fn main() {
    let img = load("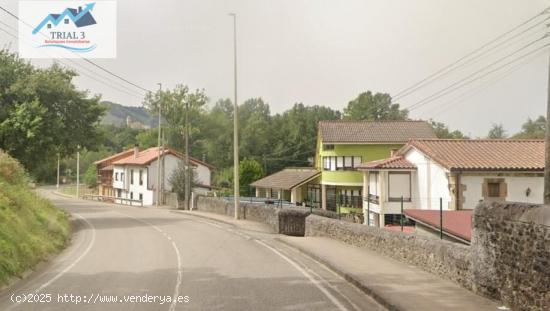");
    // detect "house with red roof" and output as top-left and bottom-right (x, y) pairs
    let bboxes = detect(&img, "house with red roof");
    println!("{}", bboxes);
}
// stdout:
(95, 146), (214, 206)
(358, 139), (544, 230)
